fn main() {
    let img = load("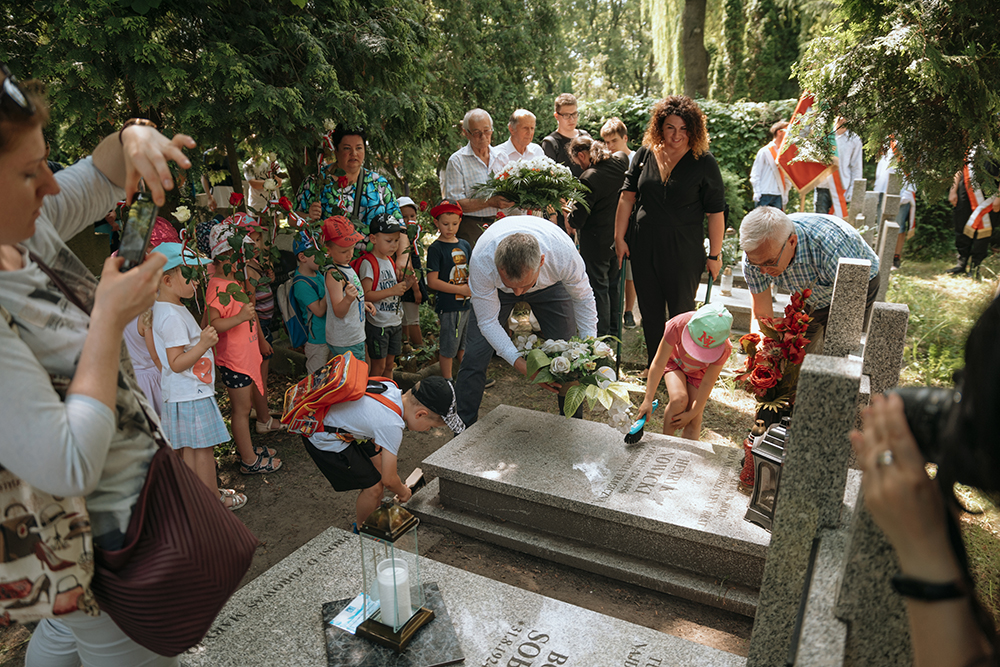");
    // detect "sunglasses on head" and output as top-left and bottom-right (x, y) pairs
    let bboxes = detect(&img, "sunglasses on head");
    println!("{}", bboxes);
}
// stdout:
(1, 64), (36, 117)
